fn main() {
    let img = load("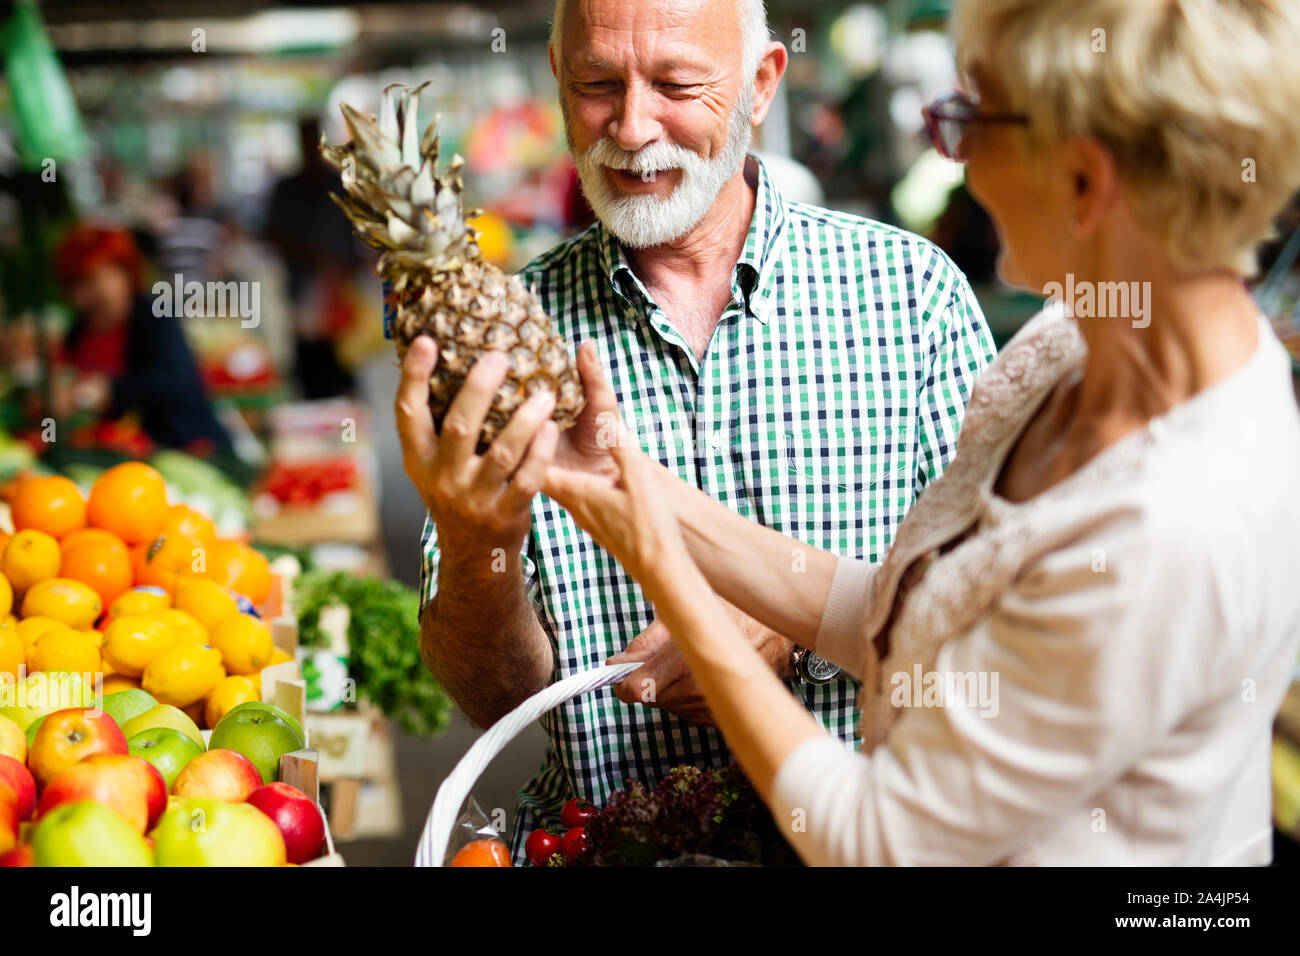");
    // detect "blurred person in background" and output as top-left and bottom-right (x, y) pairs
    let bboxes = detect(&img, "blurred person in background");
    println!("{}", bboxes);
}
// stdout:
(544, 0), (1300, 864)
(263, 117), (362, 399)
(50, 223), (230, 453)
(156, 151), (226, 285)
